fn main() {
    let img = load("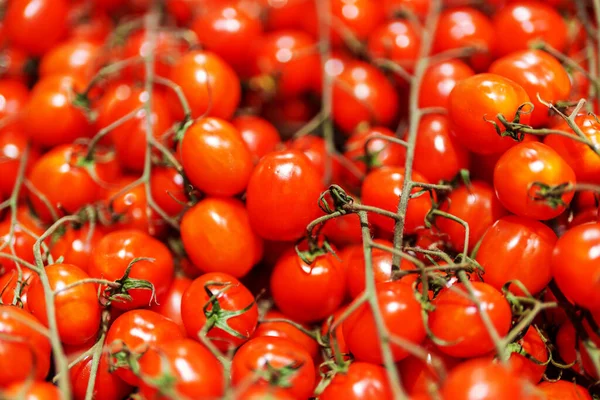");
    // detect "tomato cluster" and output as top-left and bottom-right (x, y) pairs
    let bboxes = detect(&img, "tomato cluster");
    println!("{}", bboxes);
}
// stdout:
(0, 0), (598, 399)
